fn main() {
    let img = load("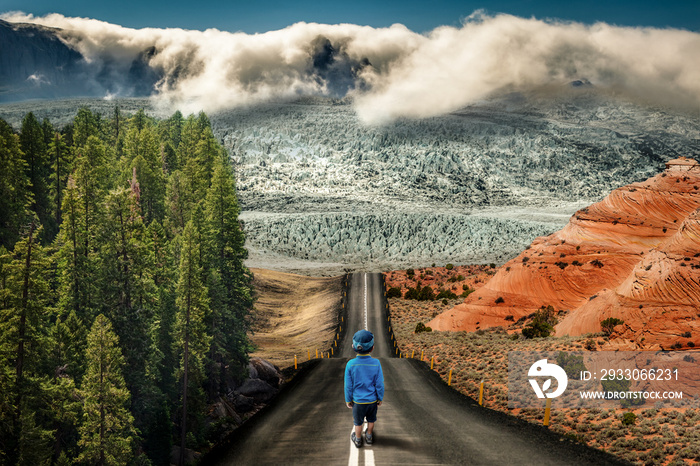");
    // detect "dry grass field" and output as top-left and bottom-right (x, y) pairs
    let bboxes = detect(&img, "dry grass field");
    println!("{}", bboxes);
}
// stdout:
(248, 268), (343, 369)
